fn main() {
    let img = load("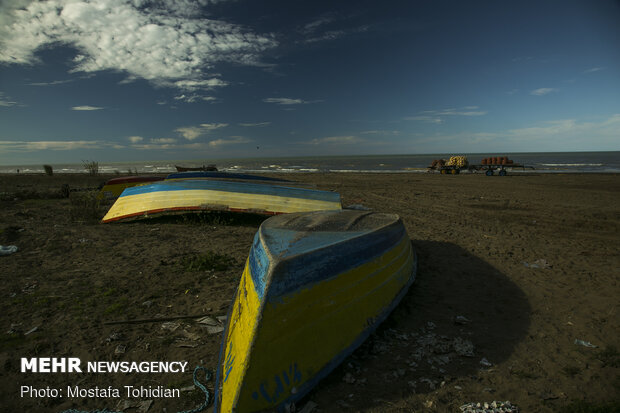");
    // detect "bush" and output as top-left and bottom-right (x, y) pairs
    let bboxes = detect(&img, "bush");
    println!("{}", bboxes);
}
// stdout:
(82, 159), (99, 176)
(69, 191), (102, 222)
